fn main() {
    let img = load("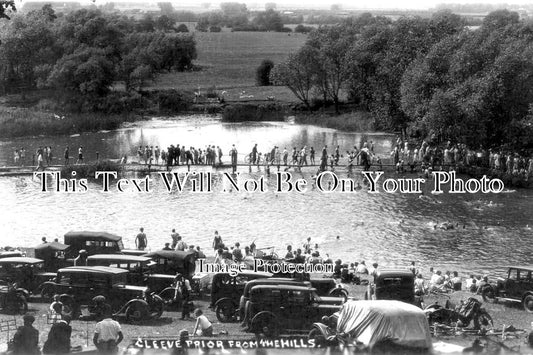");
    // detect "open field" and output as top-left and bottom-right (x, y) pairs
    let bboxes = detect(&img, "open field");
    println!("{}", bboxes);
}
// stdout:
(148, 31), (307, 101)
